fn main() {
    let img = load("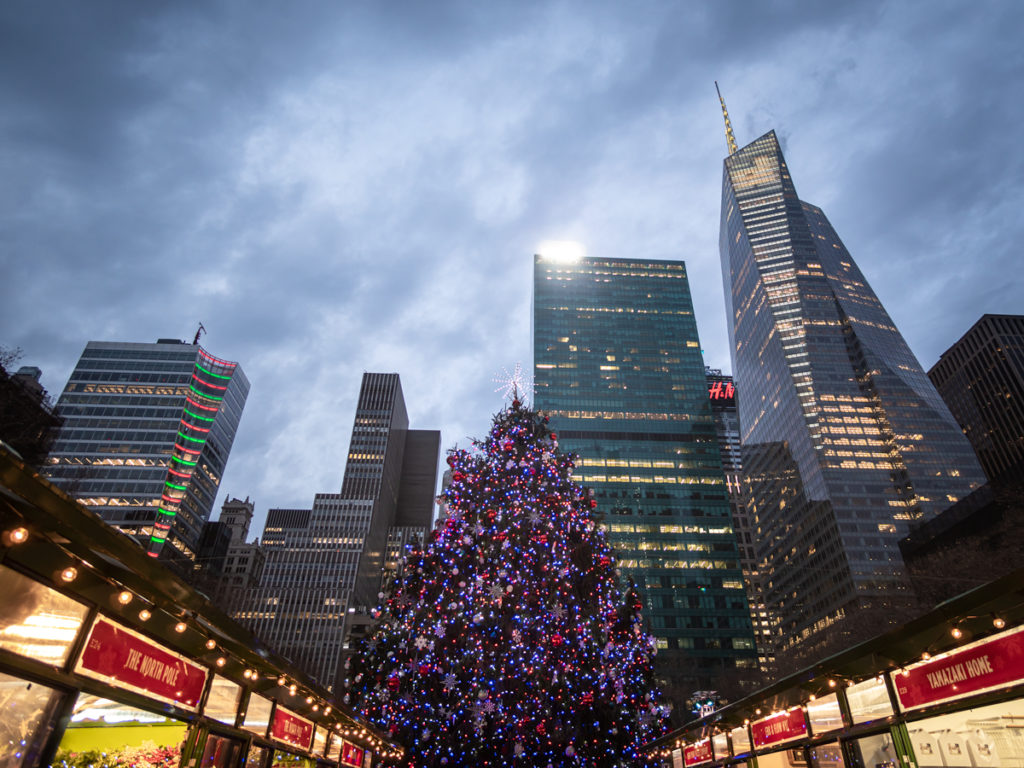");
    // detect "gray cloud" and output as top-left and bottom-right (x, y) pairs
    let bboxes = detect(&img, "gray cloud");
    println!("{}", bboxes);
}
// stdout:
(3, 0), (1022, 530)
